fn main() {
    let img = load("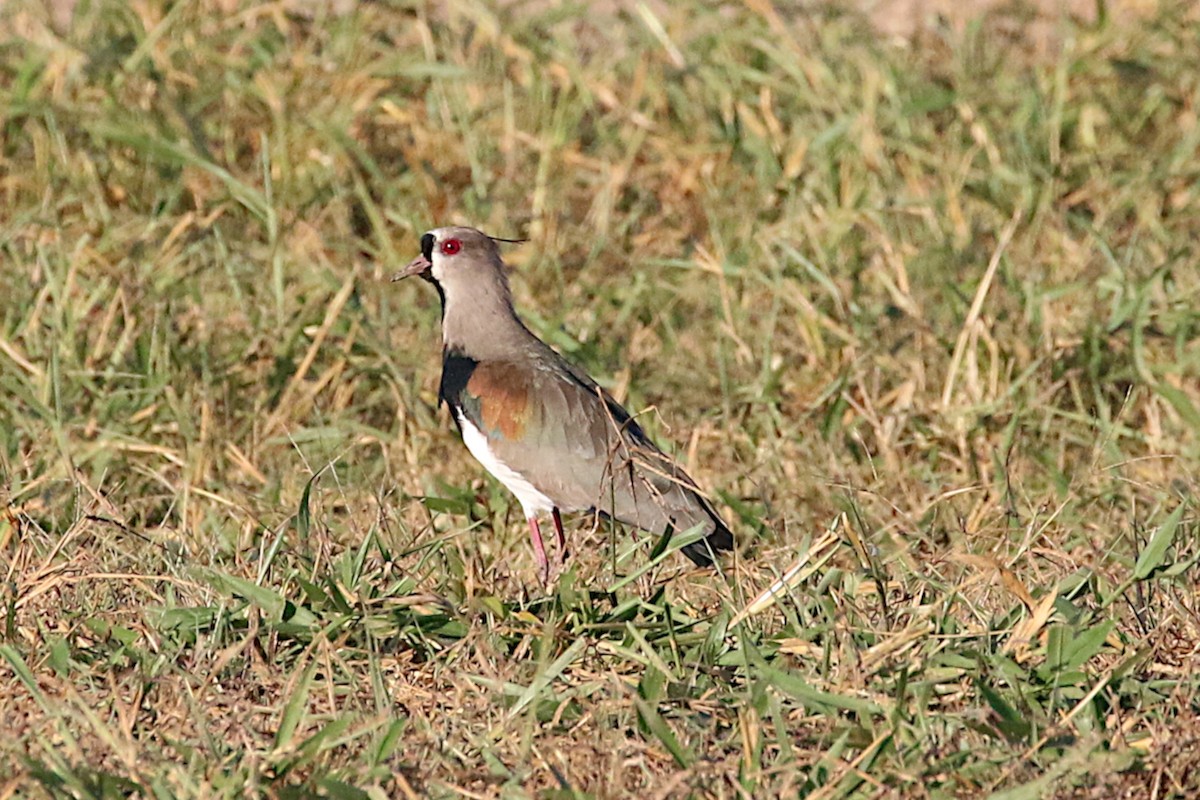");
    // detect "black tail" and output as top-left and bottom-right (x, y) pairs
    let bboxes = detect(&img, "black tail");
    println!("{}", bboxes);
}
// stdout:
(681, 520), (734, 567)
